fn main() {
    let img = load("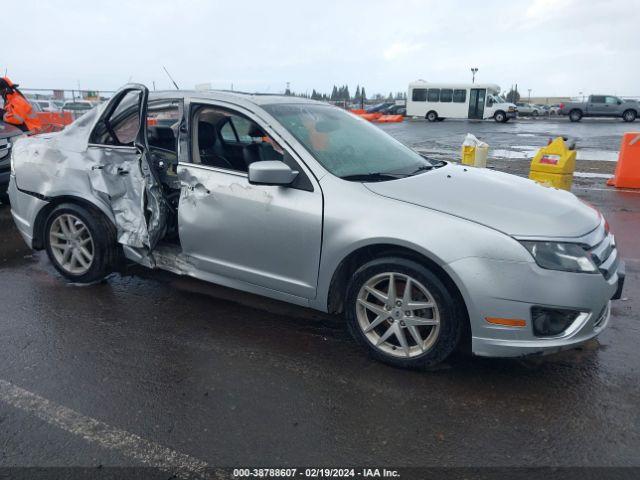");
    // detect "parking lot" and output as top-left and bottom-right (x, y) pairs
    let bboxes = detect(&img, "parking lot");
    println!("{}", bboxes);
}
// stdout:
(0, 117), (638, 477)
